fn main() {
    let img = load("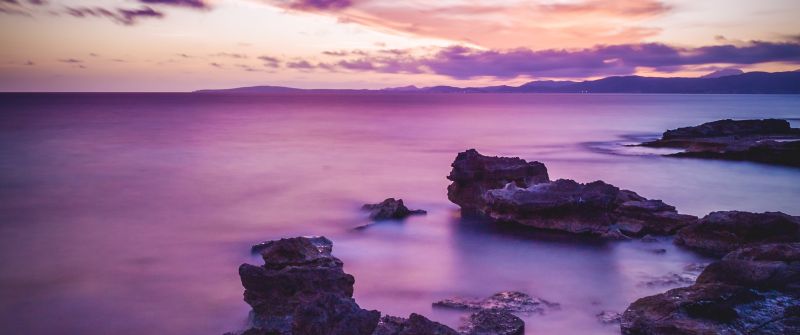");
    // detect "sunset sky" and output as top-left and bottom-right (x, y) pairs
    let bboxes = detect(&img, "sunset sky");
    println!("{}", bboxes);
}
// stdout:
(1, 0), (799, 91)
